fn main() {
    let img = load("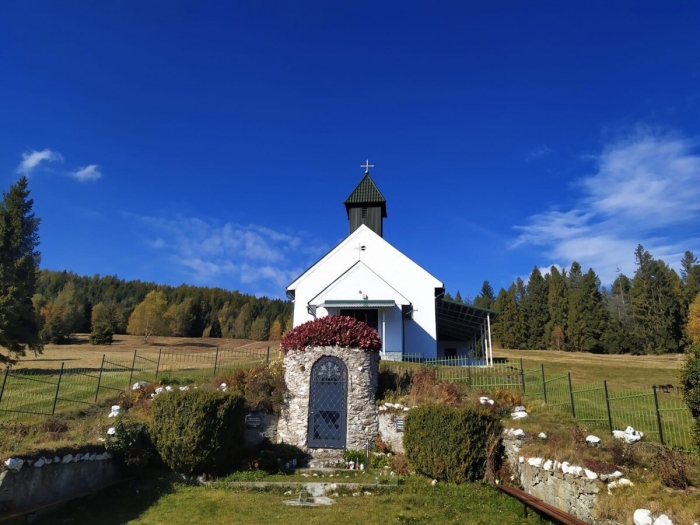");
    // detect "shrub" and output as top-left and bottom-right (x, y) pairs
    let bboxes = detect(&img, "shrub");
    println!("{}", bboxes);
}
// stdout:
(609, 440), (639, 467)
(280, 315), (381, 353)
(408, 368), (462, 406)
(150, 389), (246, 476)
(389, 452), (410, 475)
(680, 339), (700, 451)
(343, 449), (366, 465)
(654, 448), (690, 490)
(245, 442), (307, 473)
(377, 367), (411, 400)
(219, 361), (286, 413)
(105, 417), (157, 474)
(403, 404), (503, 483)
